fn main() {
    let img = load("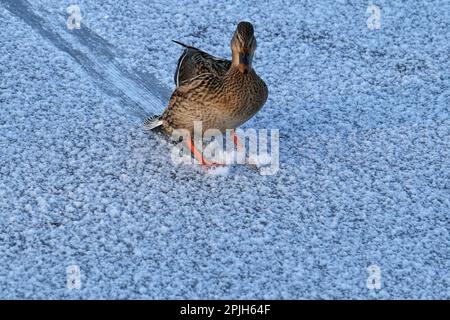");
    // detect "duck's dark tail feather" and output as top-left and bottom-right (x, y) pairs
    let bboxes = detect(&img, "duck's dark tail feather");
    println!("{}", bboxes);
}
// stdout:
(144, 115), (163, 131)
